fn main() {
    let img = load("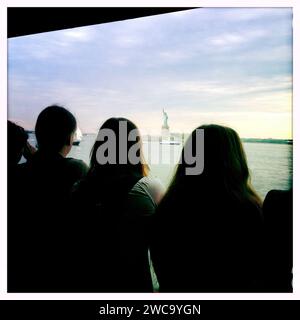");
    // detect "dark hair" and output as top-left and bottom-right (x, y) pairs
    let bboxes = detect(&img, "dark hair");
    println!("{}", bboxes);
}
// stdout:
(7, 120), (28, 165)
(167, 124), (262, 208)
(35, 105), (77, 153)
(90, 117), (149, 177)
